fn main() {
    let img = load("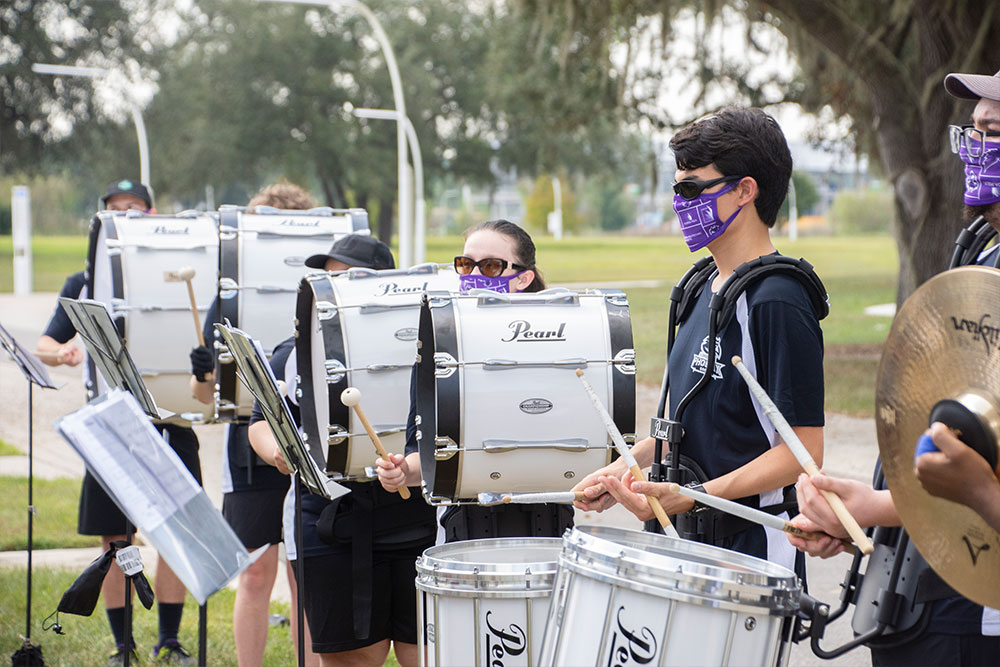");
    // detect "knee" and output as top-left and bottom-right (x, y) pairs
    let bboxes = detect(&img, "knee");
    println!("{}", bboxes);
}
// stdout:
(239, 558), (276, 593)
